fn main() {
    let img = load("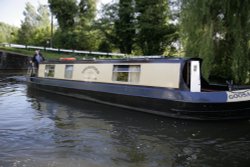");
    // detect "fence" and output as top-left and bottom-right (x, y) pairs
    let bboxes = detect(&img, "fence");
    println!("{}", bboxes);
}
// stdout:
(0, 43), (165, 59)
(0, 43), (126, 57)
